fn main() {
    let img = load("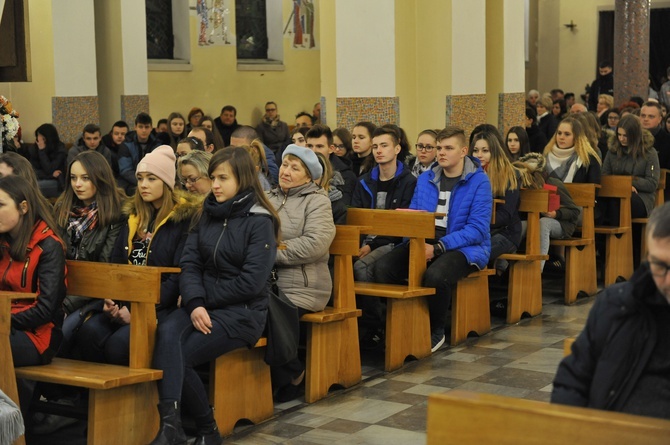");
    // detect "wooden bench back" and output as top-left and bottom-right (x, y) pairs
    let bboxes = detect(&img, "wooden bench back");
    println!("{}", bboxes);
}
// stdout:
(66, 261), (179, 369)
(599, 175), (633, 230)
(519, 189), (549, 255)
(346, 209), (436, 287)
(564, 183), (598, 240)
(427, 390), (670, 445)
(330, 225), (364, 309)
(657, 168), (668, 207)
